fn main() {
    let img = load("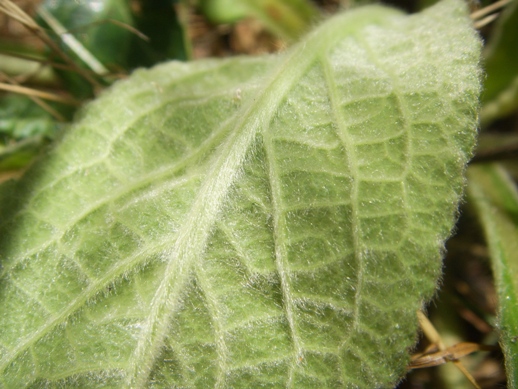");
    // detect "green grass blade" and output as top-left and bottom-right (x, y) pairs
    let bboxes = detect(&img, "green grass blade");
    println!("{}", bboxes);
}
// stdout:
(467, 164), (518, 388)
